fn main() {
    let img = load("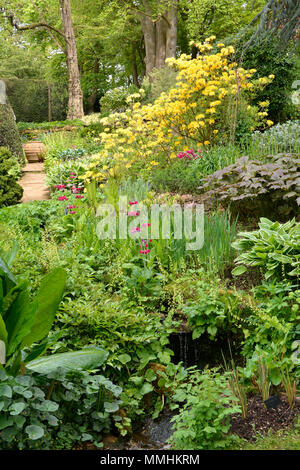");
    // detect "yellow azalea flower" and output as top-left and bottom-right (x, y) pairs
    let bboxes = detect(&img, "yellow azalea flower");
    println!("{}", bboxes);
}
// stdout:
(266, 120), (274, 126)
(150, 161), (159, 166)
